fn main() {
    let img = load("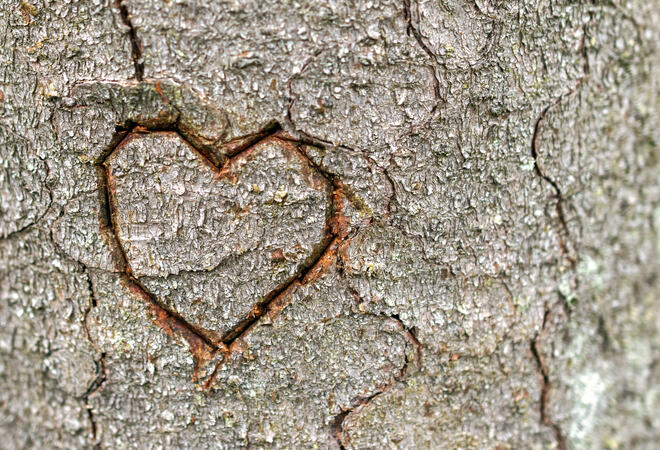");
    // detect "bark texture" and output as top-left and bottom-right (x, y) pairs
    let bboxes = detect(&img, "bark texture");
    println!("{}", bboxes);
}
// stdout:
(1, 0), (659, 448)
